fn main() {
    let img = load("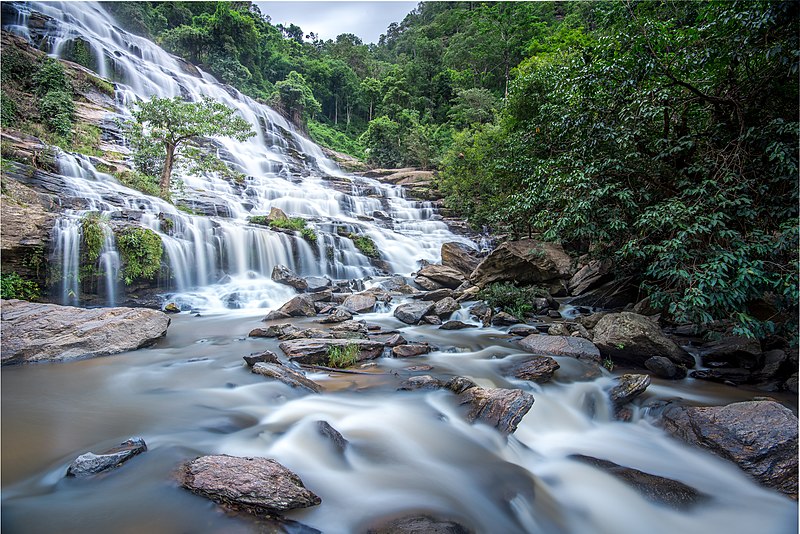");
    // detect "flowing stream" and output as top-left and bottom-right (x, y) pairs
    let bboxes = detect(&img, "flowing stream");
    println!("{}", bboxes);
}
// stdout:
(1, 3), (797, 534)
